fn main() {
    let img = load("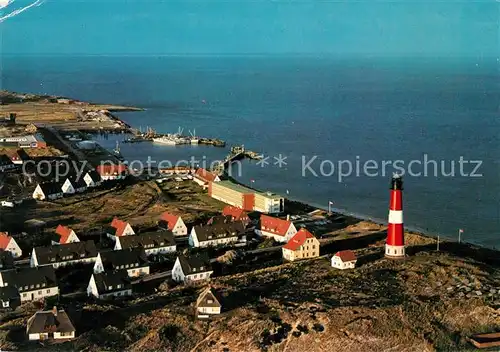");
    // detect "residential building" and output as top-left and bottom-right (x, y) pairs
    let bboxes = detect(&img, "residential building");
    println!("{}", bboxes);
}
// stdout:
(172, 254), (213, 283)
(206, 215), (233, 225)
(0, 286), (21, 309)
(51, 225), (80, 245)
(255, 215), (297, 243)
(0, 250), (14, 270)
(209, 181), (284, 214)
(282, 228), (320, 262)
(0, 154), (16, 172)
(83, 169), (102, 188)
(61, 177), (87, 194)
(222, 206), (251, 226)
(87, 270), (132, 299)
(159, 212), (188, 236)
(26, 307), (75, 341)
(0, 134), (46, 148)
(331, 250), (357, 270)
(193, 168), (221, 188)
(107, 218), (135, 239)
(0, 232), (22, 258)
(93, 248), (149, 277)
(0, 266), (59, 302)
(30, 241), (98, 268)
(96, 164), (128, 181)
(114, 231), (176, 255)
(196, 287), (221, 318)
(32, 182), (64, 201)
(189, 222), (244, 248)
(2, 148), (30, 165)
